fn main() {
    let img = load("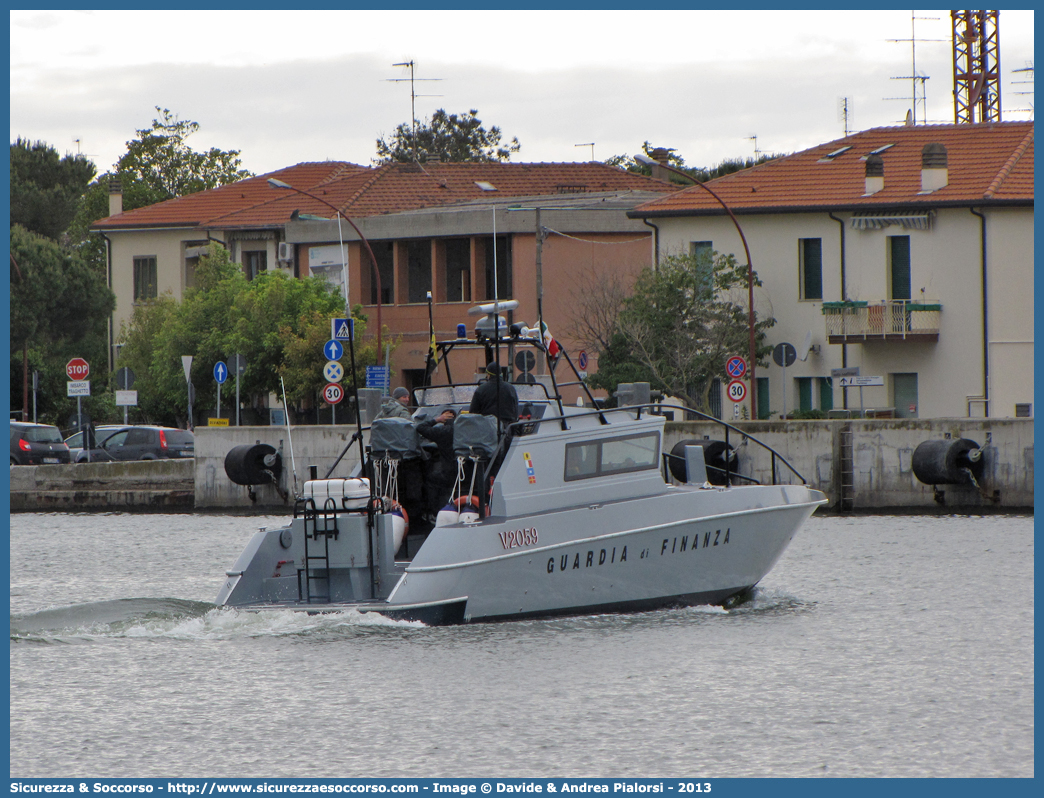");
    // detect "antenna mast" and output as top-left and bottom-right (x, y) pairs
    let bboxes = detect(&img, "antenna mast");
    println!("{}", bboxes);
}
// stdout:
(888, 11), (943, 125)
(838, 97), (853, 136)
(388, 60), (443, 161)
